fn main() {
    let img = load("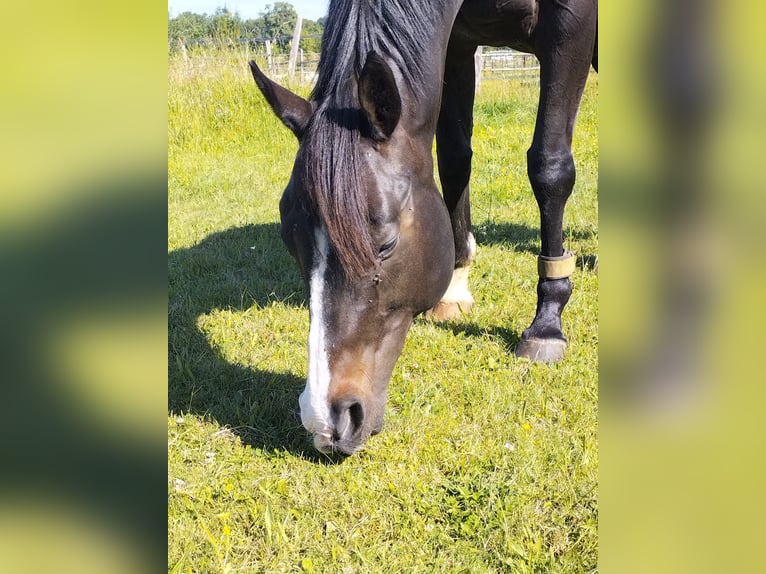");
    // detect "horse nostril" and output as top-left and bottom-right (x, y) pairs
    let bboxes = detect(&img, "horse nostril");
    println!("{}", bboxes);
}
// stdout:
(331, 398), (365, 441)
